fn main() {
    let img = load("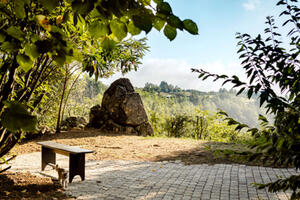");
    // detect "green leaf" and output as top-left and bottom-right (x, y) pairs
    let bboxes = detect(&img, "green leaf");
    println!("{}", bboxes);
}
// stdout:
(218, 111), (228, 117)
(72, 0), (94, 16)
(163, 24), (177, 41)
(88, 21), (109, 39)
(138, 0), (151, 6)
(153, 0), (163, 4)
(157, 2), (172, 15)
(6, 26), (25, 41)
(0, 3), (11, 17)
(53, 54), (66, 66)
(1, 101), (37, 132)
(247, 88), (253, 99)
(235, 124), (248, 131)
(17, 54), (33, 72)
(38, 0), (59, 12)
(14, 0), (25, 19)
(132, 14), (153, 34)
(183, 19), (198, 35)
(50, 26), (66, 36)
(128, 20), (141, 36)
(258, 114), (268, 123)
(1, 41), (17, 52)
(63, 11), (70, 23)
(236, 87), (245, 95)
(103, 0), (122, 18)
(101, 36), (116, 51)
(30, 34), (40, 43)
(167, 15), (183, 30)
(110, 20), (127, 41)
(153, 17), (165, 31)
(24, 44), (39, 60)
(0, 33), (5, 43)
